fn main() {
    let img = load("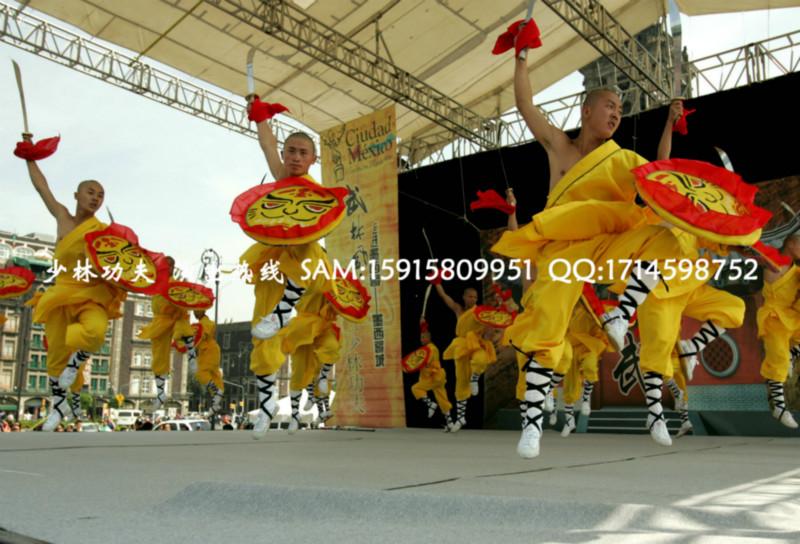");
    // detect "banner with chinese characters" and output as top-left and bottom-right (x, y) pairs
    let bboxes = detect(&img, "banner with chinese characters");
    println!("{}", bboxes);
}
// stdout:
(320, 105), (405, 427)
